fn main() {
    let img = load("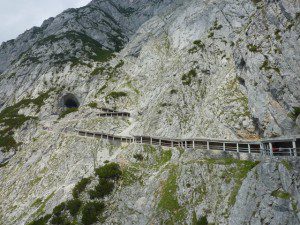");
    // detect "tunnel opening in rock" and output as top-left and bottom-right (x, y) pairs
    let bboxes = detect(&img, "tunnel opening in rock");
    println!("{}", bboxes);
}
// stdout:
(62, 94), (80, 109)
